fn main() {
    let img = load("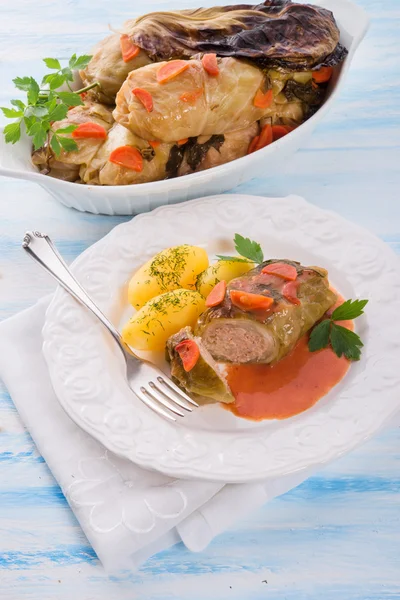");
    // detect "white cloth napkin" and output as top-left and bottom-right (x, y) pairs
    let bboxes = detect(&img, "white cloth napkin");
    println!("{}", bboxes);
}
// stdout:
(0, 298), (315, 572)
